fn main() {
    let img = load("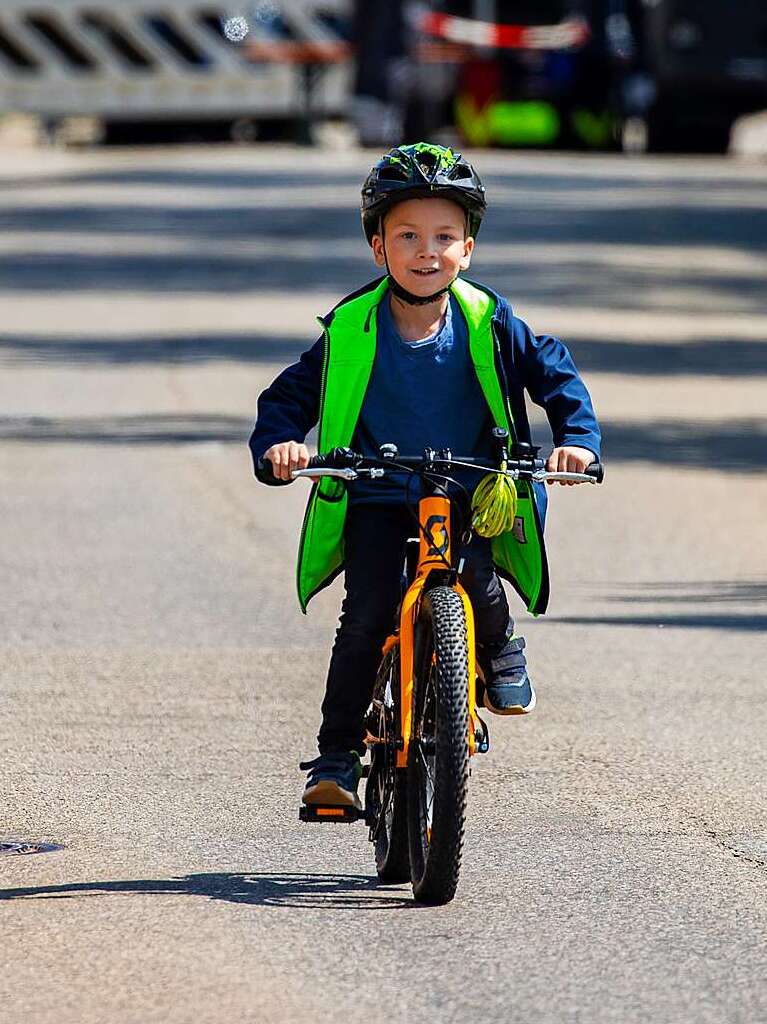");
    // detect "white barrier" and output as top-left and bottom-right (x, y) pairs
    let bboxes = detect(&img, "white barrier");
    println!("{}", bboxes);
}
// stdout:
(0, 0), (352, 119)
